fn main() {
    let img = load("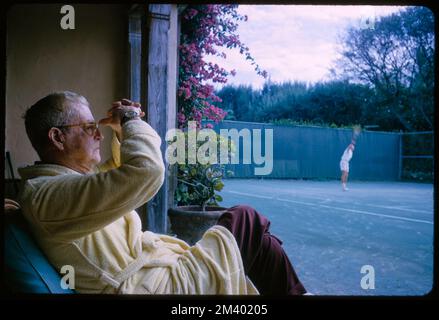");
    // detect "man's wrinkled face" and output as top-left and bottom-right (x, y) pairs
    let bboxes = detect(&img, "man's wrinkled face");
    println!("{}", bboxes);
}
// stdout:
(63, 103), (103, 168)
